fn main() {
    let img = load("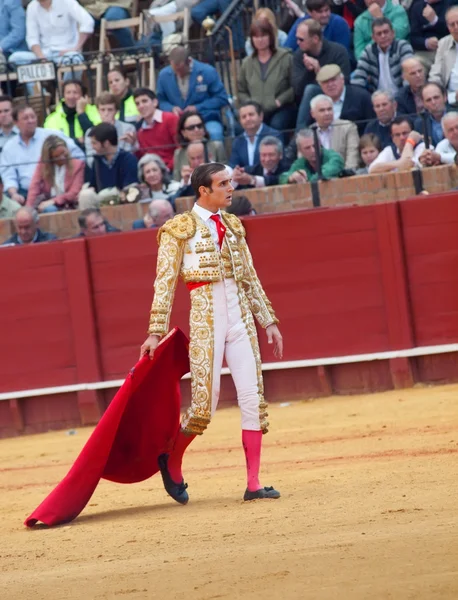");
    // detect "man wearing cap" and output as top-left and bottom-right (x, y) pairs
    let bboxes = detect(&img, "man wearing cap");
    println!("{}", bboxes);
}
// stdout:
(296, 64), (375, 134)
